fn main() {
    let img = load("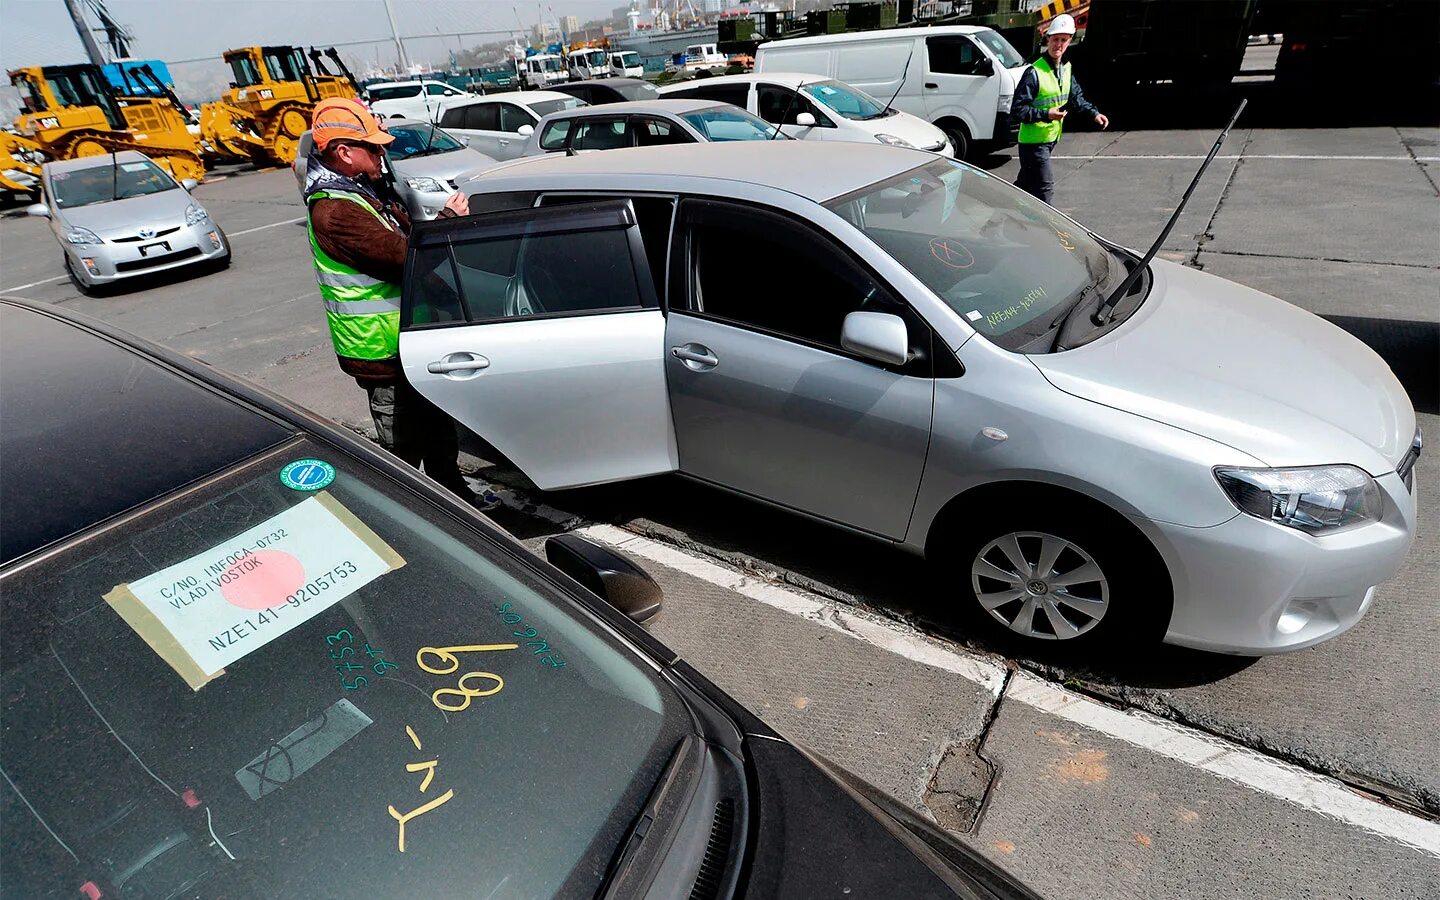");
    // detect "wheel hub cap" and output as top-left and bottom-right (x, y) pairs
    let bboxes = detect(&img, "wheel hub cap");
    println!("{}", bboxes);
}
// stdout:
(970, 531), (1110, 640)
